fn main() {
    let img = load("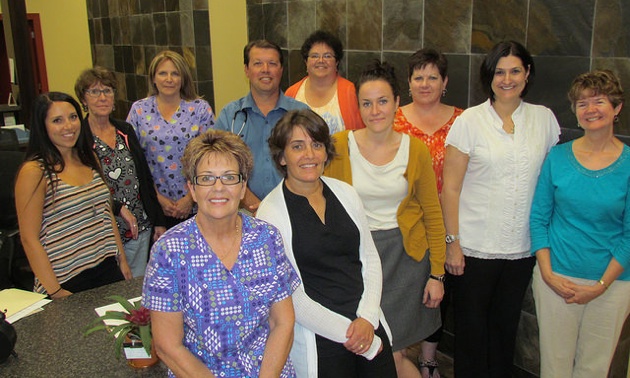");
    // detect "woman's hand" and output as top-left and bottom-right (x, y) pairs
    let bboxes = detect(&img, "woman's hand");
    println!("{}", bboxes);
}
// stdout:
(153, 226), (166, 241)
(344, 317), (374, 355)
(445, 243), (465, 275)
(541, 271), (576, 299)
(157, 193), (177, 217)
(119, 258), (133, 280)
(565, 283), (606, 305)
(423, 278), (444, 308)
(172, 195), (193, 219)
(50, 288), (72, 300)
(119, 205), (138, 239)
